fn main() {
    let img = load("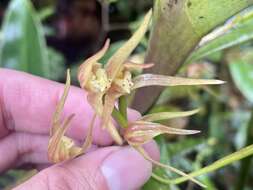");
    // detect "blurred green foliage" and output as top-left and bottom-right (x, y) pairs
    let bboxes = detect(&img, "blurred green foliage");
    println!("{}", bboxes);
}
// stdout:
(0, 0), (65, 80)
(0, 0), (49, 77)
(228, 48), (253, 103)
(186, 7), (253, 64)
